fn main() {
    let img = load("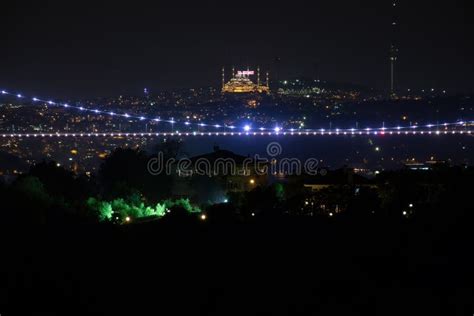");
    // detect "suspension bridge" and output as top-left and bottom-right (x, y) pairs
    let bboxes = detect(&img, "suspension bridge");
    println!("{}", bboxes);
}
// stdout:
(1, 89), (473, 138)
